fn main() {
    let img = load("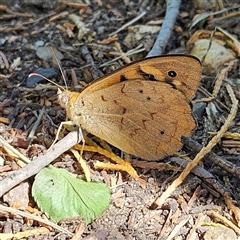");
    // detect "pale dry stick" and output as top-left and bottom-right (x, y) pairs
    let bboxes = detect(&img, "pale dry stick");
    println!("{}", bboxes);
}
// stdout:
(73, 144), (140, 181)
(100, 34), (118, 45)
(166, 216), (191, 240)
(0, 204), (73, 237)
(127, 44), (145, 54)
(190, 4), (240, 29)
(109, 11), (147, 36)
(71, 149), (91, 182)
(158, 209), (173, 237)
(0, 130), (80, 197)
(151, 84), (238, 209)
(217, 0), (224, 10)
(0, 51), (9, 69)
(181, 136), (240, 179)
(186, 213), (205, 240)
(222, 131), (240, 140)
(212, 60), (237, 97)
(71, 68), (79, 89)
(21, 11), (57, 26)
(99, 45), (145, 68)
(0, 227), (49, 239)
(5, 8), (34, 18)
(217, 27), (240, 55)
(66, 2), (89, 10)
(147, 0), (181, 57)
(114, 42), (131, 64)
(28, 107), (45, 140)
(171, 157), (230, 197)
(201, 27), (216, 64)
(224, 193), (240, 224)
(196, 86), (229, 112)
(207, 210), (240, 235)
(0, 25), (26, 33)
(210, 8), (240, 23)
(49, 11), (69, 22)
(0, 136), (31, 164)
